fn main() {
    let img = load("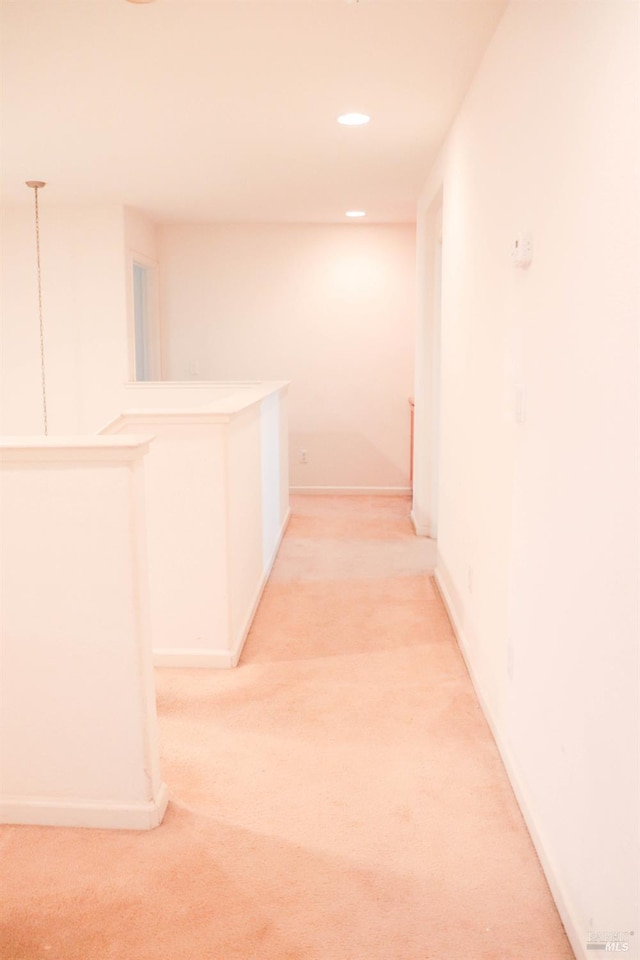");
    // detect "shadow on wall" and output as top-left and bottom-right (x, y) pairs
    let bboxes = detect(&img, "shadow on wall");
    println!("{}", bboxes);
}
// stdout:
(289, 432), (409, 489)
